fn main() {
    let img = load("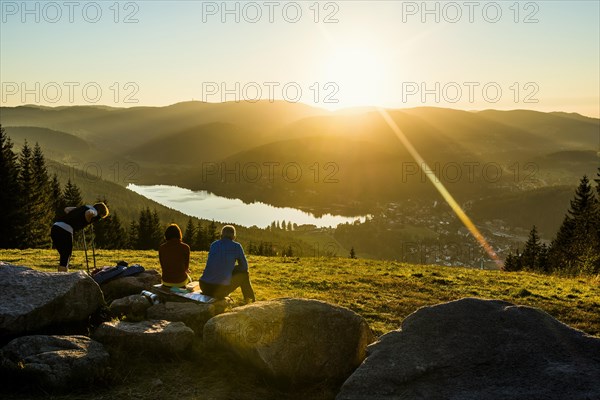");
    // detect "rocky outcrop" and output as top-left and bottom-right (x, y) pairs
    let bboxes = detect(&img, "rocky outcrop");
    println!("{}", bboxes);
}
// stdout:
(0, 335), (109, 390)
(92, 319), (194, 356)
(336, 298), (600, 400)
(100, 270), (161, 302)
(0, 264), (104, 339)
(204, 298), (375, 385)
